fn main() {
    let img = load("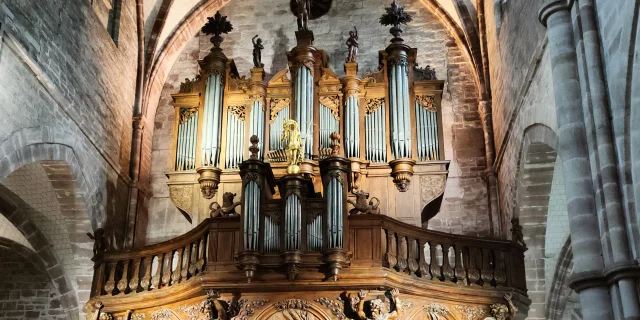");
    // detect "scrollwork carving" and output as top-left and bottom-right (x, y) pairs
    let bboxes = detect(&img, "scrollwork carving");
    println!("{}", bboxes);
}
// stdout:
(365, 97), (385, 114)
(179, 108), (198, 124)
(319, 95), (340, 120)
(274, 299), (312, 311)
(229, 105), (246, 121)
(150, 309), (175, 320)
(315, 296), (347, 319)
(177, 304), (200, 320)
(269, 98), (291, 123)
(415, 95), (436, 112)
(454, 305), (486, 320)
(363, 68), (385, 84)
(424, 303), (450, 318)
